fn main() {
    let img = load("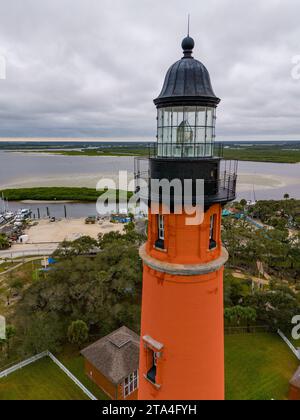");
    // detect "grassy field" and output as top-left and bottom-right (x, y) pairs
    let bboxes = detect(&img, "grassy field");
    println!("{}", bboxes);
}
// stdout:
(0, 187), (132, 202)
(225, 333), (299, 400)
(0, 259), (42, 316)
(38, 148), (149, 157)
(0, 334), (298, 400)
(0, 357), (90, 400)
(59, 348), (109, 400)
(223, 147), (300, 163)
